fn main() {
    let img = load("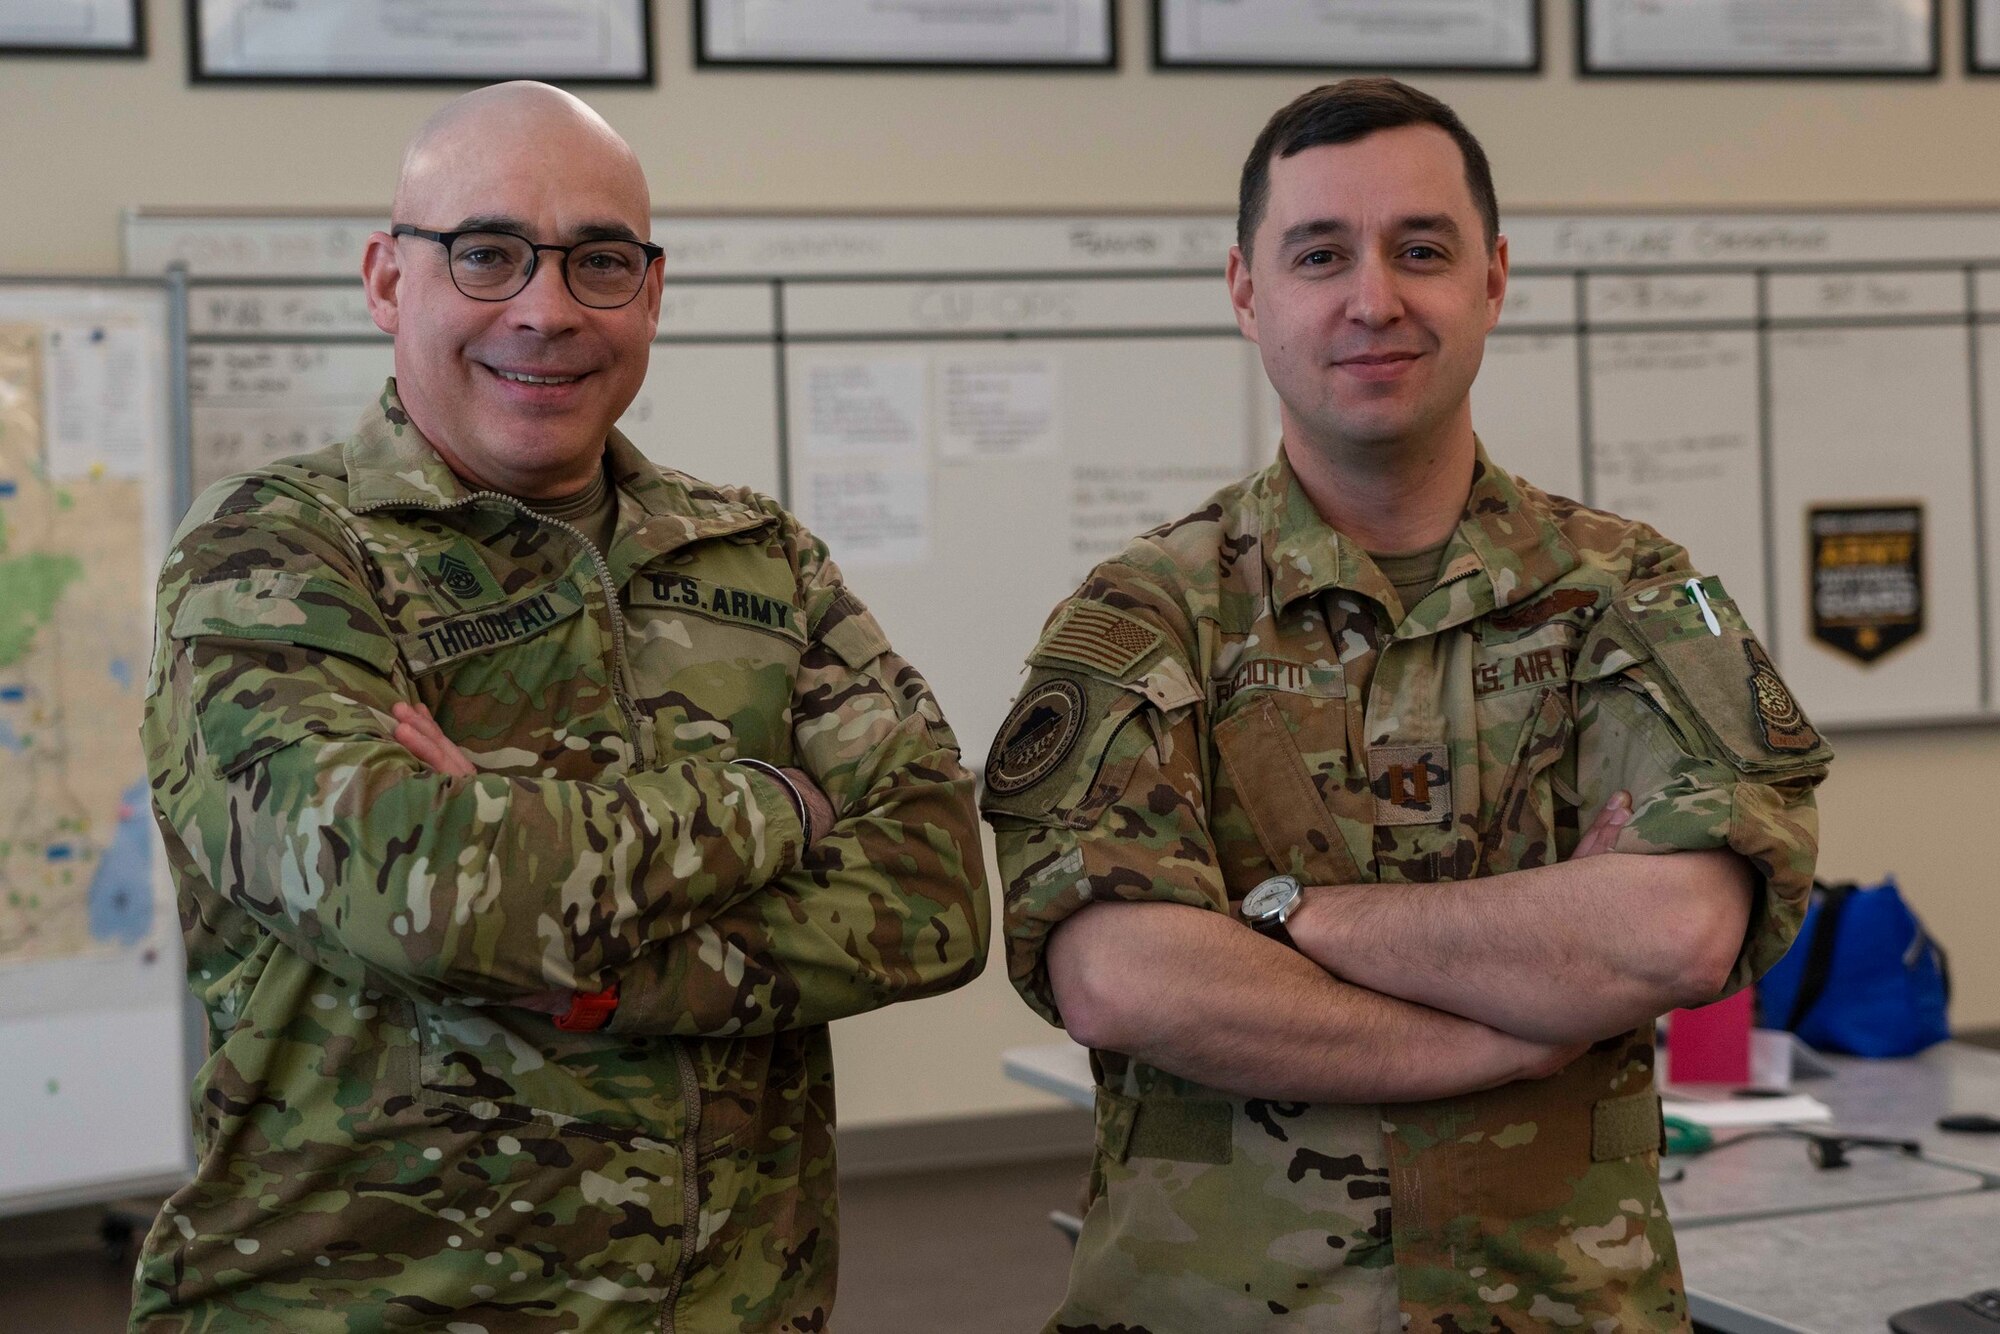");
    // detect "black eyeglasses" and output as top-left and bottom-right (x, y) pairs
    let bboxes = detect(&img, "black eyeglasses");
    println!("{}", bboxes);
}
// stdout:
(391, 224), (664, 310)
